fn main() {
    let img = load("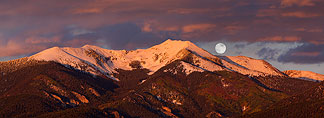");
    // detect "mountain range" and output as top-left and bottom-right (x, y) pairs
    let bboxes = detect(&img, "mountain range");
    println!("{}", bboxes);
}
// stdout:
(0, 39), (323, 118)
